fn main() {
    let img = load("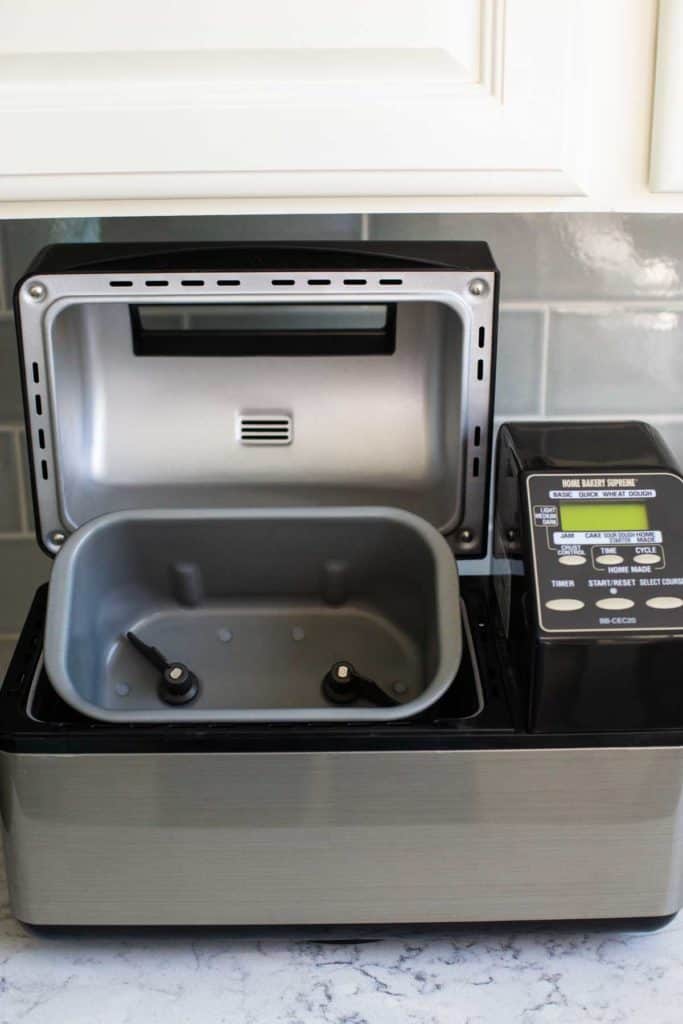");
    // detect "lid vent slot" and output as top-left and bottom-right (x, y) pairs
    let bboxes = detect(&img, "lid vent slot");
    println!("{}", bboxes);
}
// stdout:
(238, 414), (293, 446)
